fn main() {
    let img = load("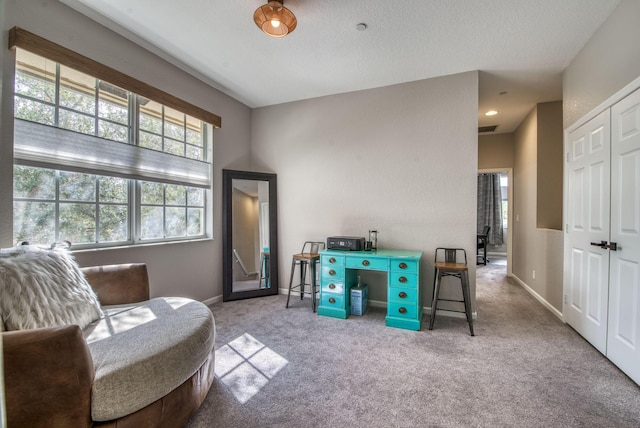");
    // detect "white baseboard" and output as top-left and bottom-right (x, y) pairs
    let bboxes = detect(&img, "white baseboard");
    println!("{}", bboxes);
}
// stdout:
(202, 295), (222, 306)
(510, 274), (563, 320)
